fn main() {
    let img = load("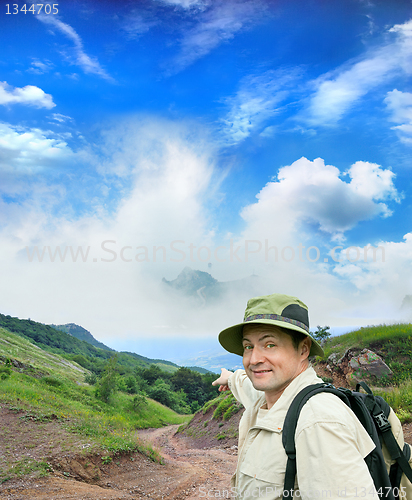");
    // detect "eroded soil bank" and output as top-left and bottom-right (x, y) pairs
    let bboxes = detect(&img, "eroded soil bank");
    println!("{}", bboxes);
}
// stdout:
(0, 423), (237, 500)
